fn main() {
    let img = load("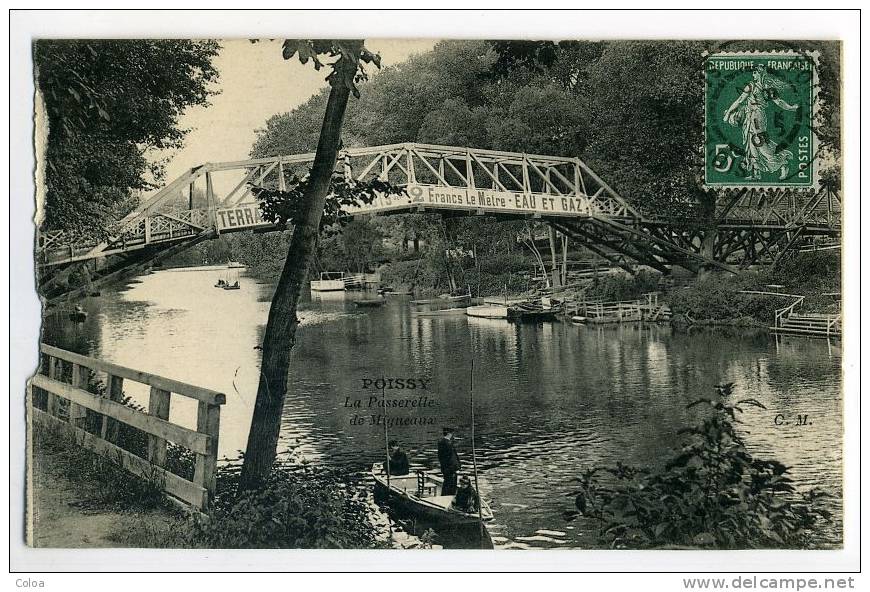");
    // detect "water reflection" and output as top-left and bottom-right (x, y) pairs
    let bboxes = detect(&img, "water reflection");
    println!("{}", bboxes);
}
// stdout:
(41, 266), (842, 549)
